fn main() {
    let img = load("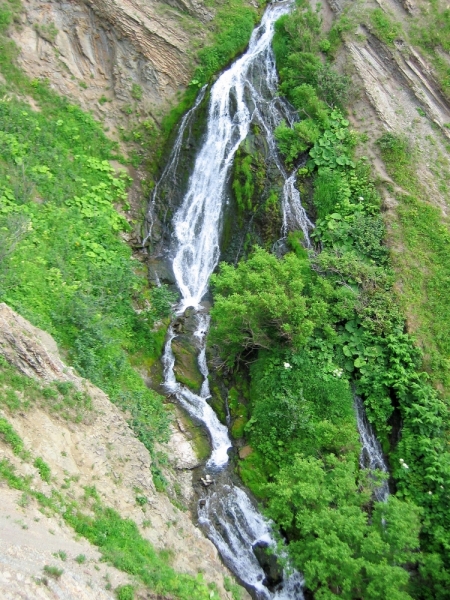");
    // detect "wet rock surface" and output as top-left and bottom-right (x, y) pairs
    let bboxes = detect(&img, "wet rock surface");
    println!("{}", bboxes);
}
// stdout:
(171, 310), (204, 392)
(252, 541), (284, 590)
